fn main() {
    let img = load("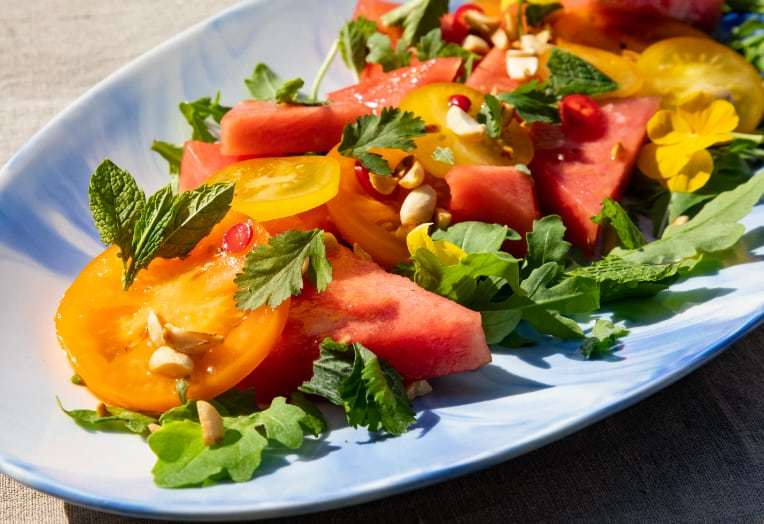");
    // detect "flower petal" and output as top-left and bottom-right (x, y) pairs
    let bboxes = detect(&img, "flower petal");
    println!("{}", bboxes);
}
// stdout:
(637, 143), (664, 181)
(406, 223), (465, 266)
(647, 109), (691, 145)
(666, 149), (714, 193)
